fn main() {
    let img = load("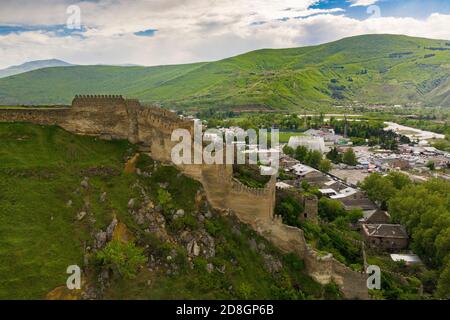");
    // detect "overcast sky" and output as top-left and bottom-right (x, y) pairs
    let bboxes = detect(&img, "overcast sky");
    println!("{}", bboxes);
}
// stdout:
(0, 0), (449, 69)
